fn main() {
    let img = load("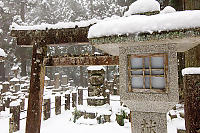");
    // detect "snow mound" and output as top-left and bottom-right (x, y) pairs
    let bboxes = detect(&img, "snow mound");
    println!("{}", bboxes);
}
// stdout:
(87, 66), (105, 71)
(160, 6), (176, 14)
(182, 67), (200, 76)
(88, 10), (200, 38)
(10, 77), (20, 82)
(124, 0), (160, 16)
(0, 48), (6, 57)
(45, 76), (50, 81)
